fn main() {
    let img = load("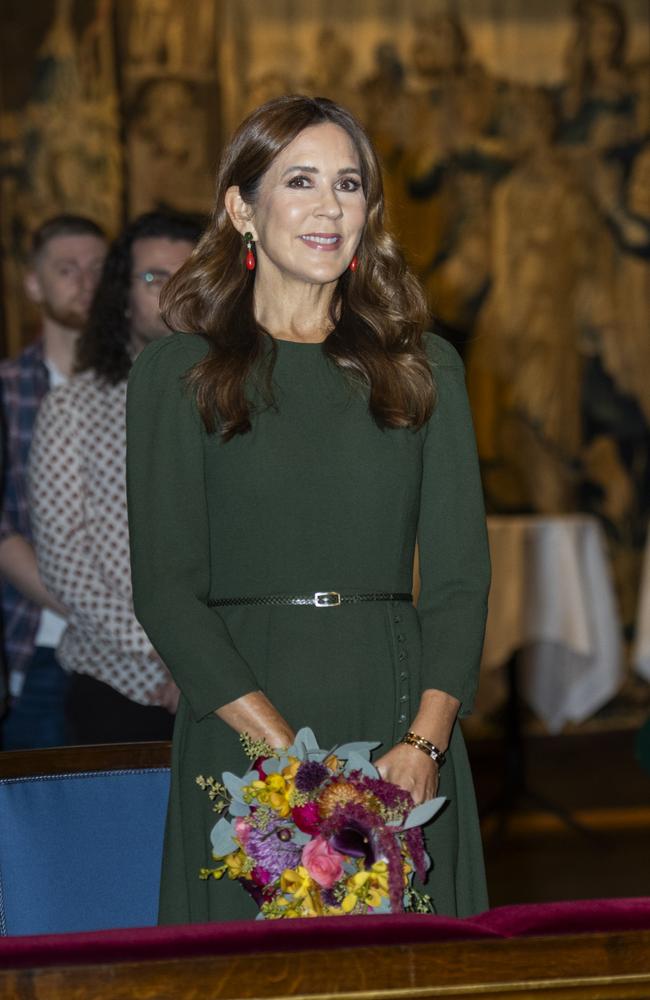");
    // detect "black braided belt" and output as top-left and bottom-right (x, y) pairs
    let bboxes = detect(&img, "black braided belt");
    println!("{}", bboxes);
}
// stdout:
(207, 591), (412, 609)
